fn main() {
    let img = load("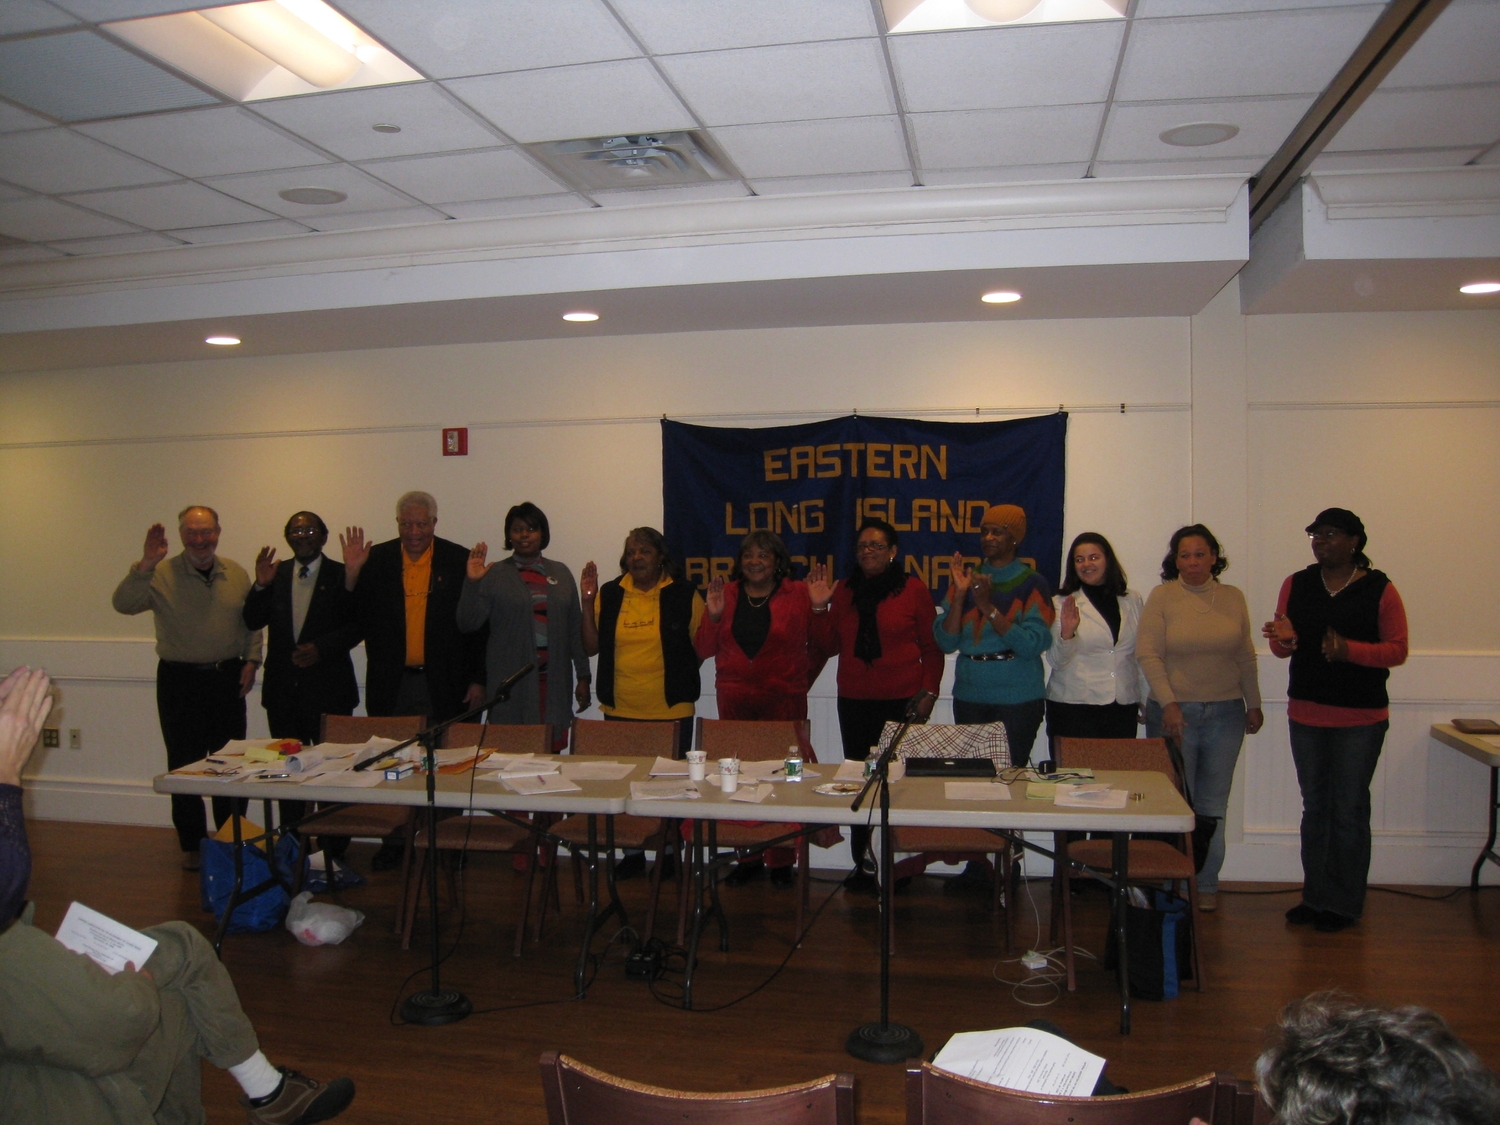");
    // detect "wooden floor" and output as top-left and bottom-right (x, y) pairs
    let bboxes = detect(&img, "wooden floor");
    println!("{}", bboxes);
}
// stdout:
(24, 819), (1500, 1125)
